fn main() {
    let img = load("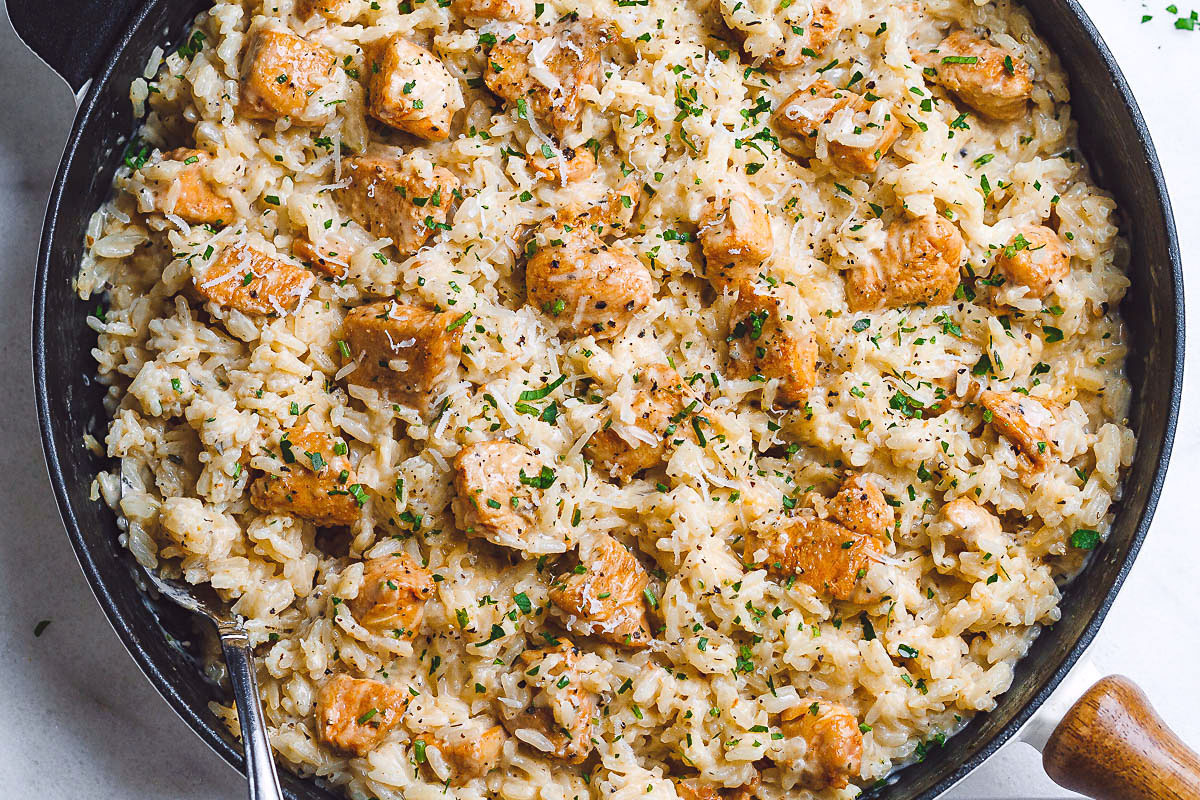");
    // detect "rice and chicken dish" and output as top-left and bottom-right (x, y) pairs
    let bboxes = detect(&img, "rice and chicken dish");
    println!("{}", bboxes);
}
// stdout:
(77, 0), (1136, 796)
